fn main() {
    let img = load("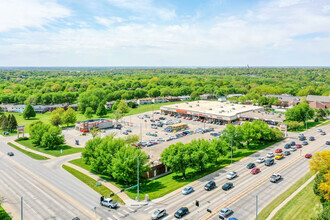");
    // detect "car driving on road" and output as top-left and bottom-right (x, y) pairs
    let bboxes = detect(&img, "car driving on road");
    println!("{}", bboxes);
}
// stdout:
(152, 208), (166, 220)
(275, 153), (284, 160)
(302, 141), (308, 145)
(182, 186), (194, 195)
(174, 207), (189, 218)
(290, 146), (297, 151)
(265, 158), (274, 166)
(222, 182), (233, 191)
(270, 173), (281, 183)
(204, 181), (216, 191)
(267, 152), (274, 158)
(251, 168), (260, 175)
(256, 157), (265, 163)
(284, 151), (291, 156)
(309, 136), (315, 141)
(305, 154), (312, 159)
(100, 198), (118, 208)
(7, 152), (14, 156)
(247, 162), (256, 169)
(275, 148), (282, 153)
(219, 208), (233, 219)
(226, 171), (238, 180)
